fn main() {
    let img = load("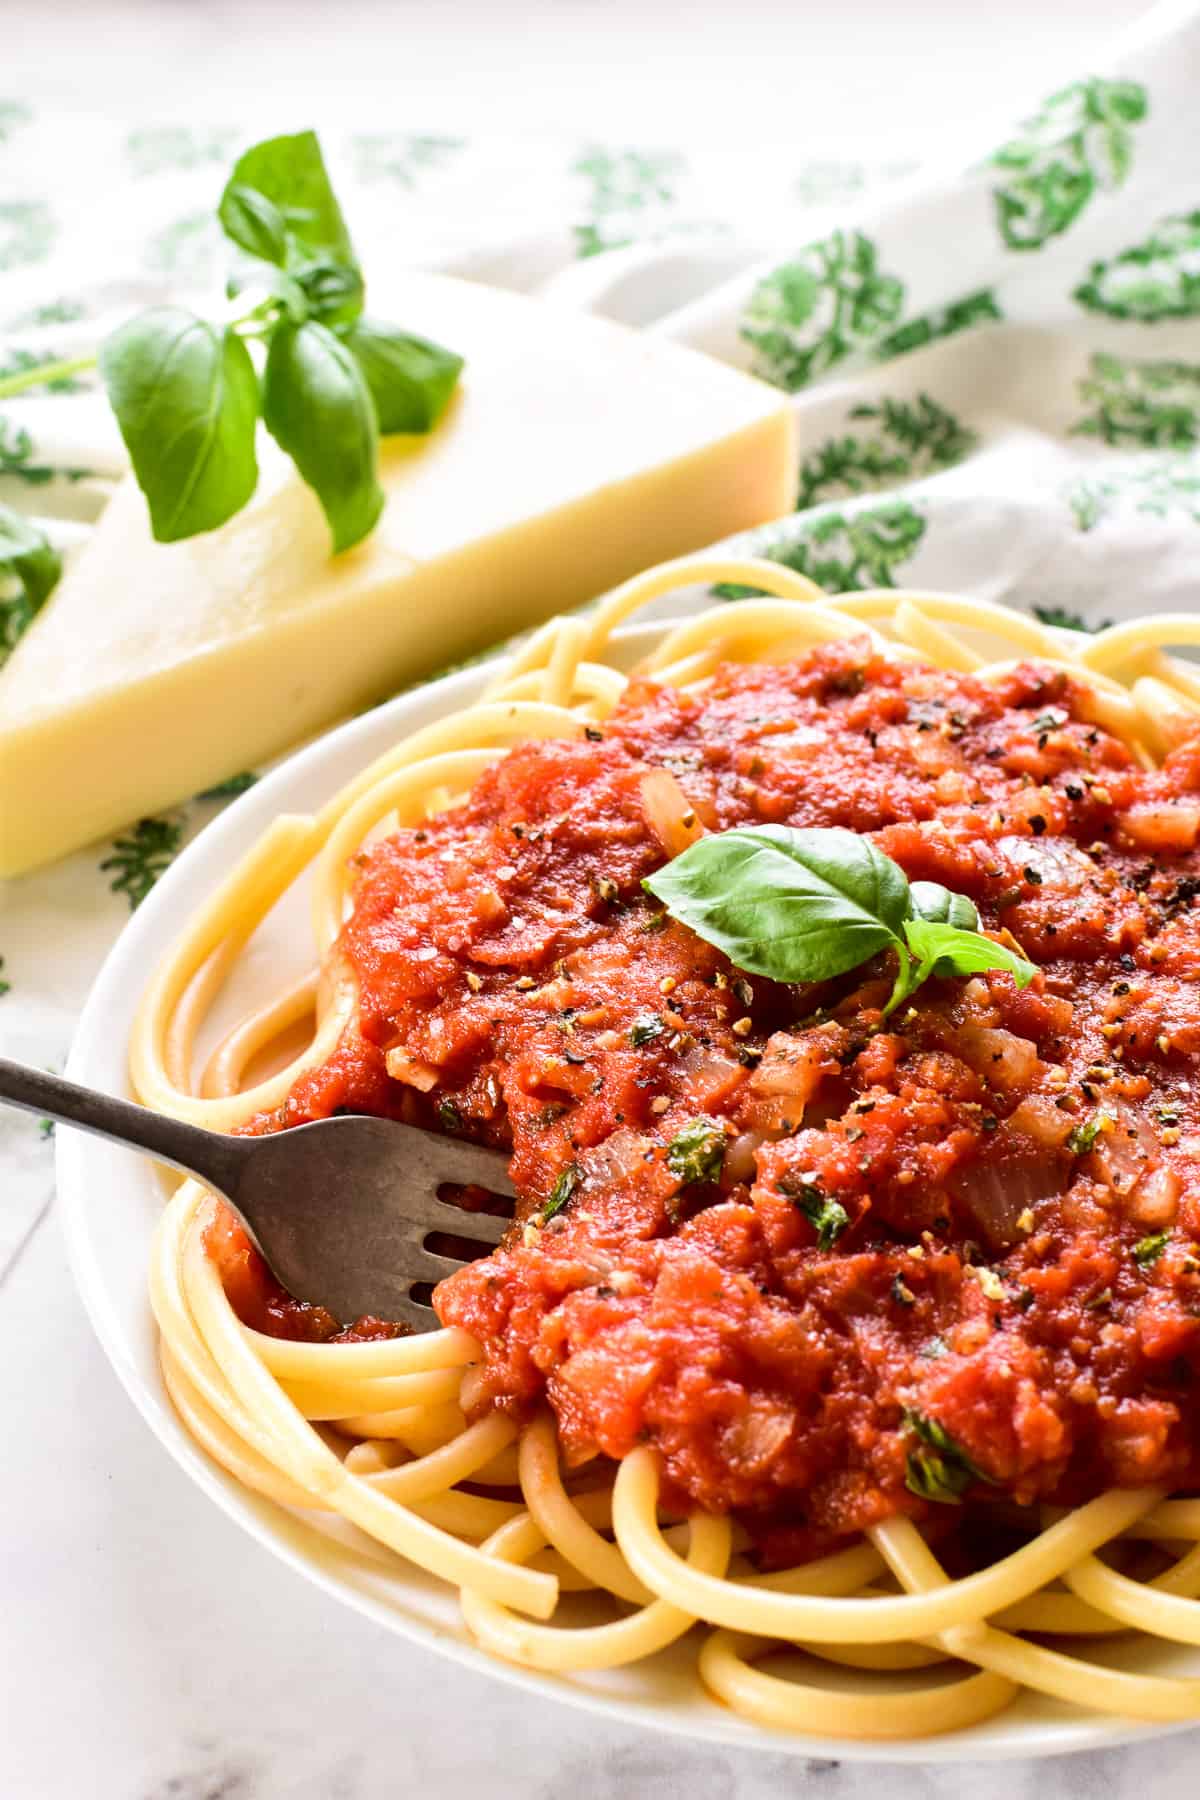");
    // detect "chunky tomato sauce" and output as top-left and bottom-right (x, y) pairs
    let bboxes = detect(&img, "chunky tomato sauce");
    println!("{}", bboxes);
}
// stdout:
(247, 639), (1200, 1541)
